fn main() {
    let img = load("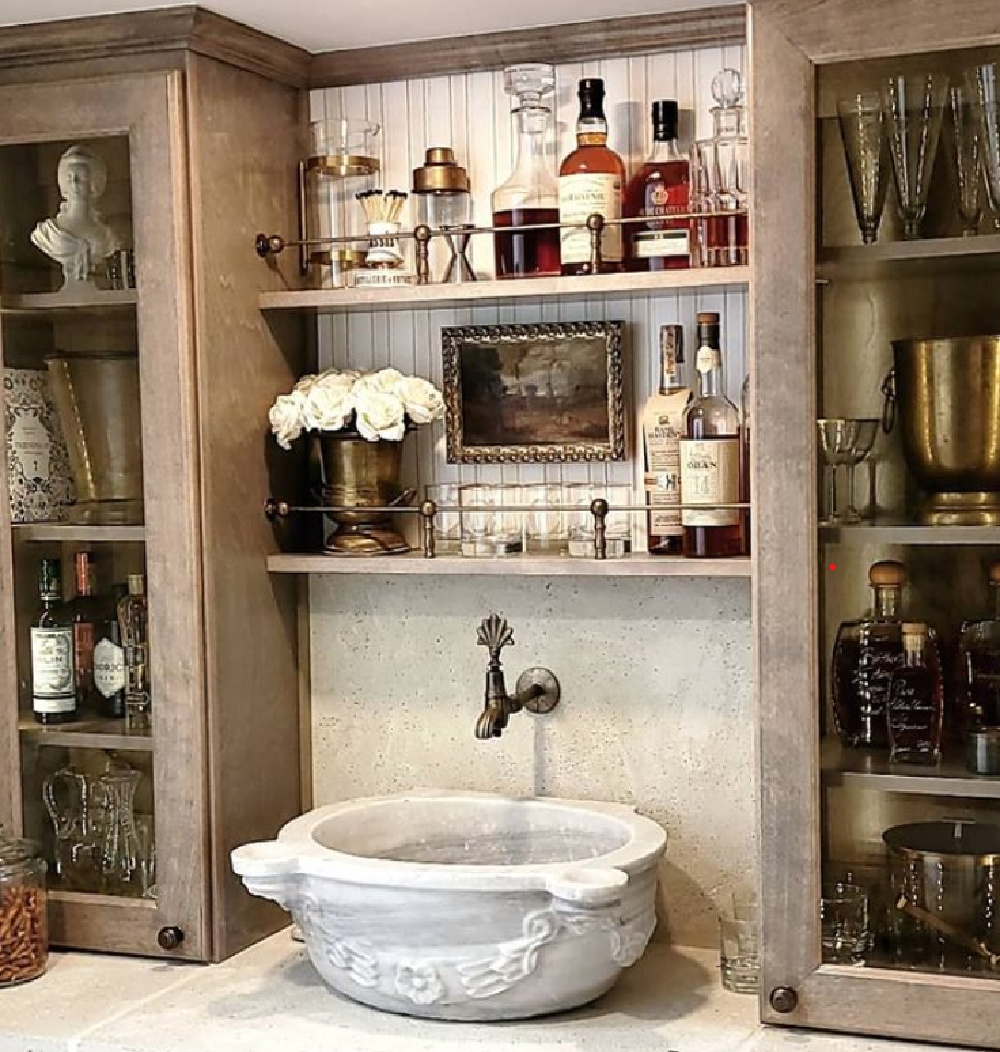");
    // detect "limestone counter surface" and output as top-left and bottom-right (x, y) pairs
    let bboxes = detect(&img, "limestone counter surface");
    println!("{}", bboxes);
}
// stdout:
(0, 930), (976, 1052)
